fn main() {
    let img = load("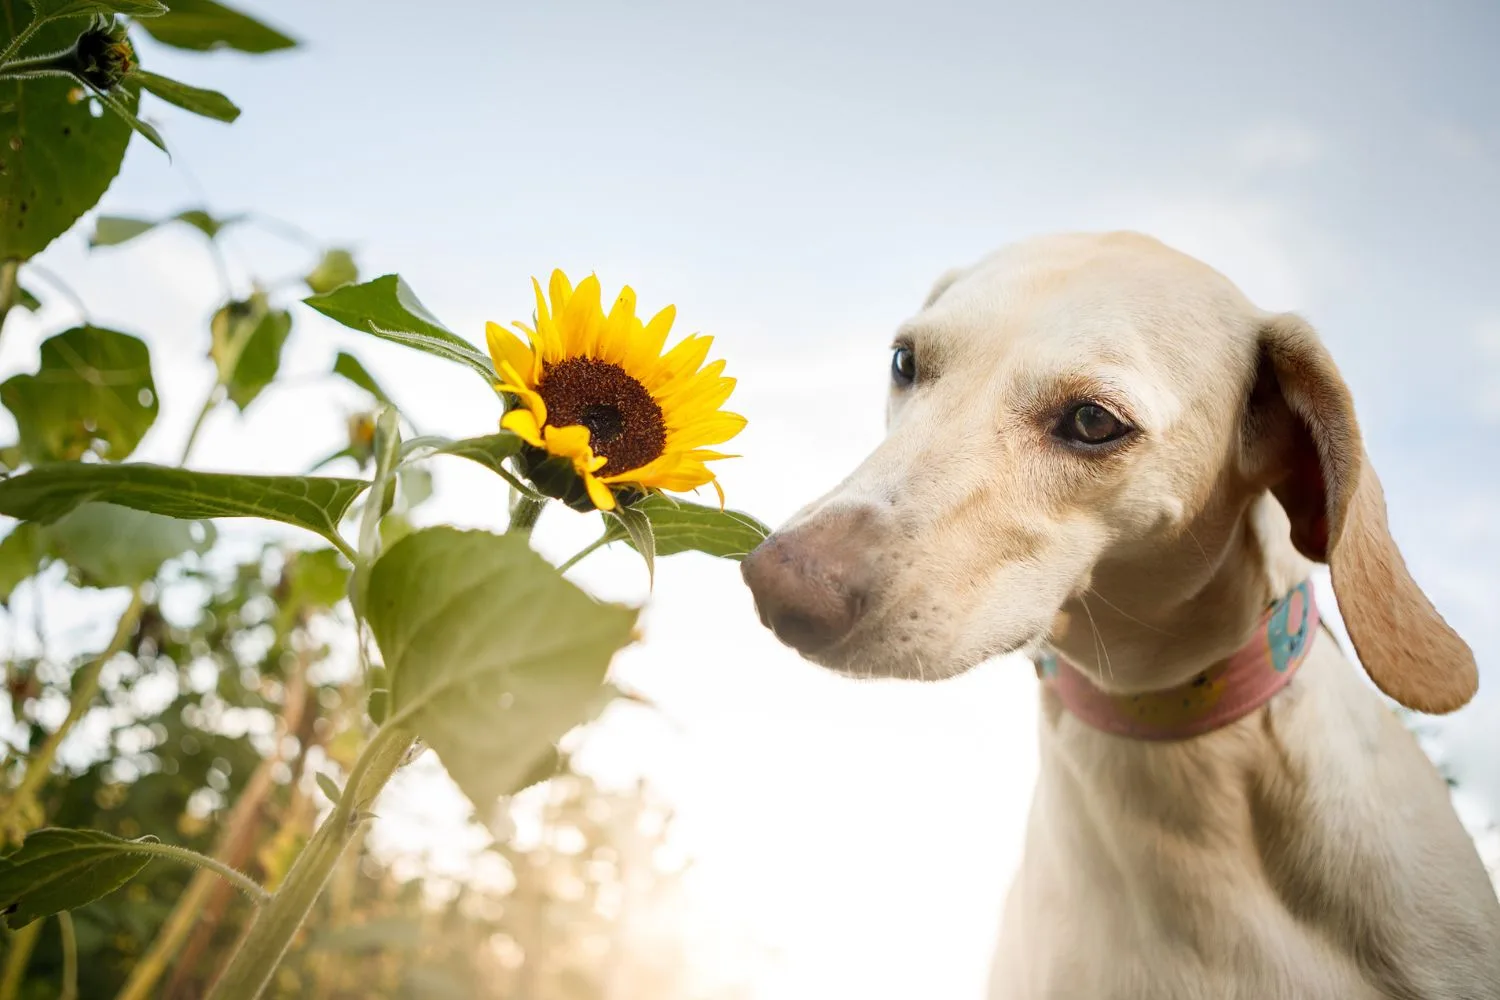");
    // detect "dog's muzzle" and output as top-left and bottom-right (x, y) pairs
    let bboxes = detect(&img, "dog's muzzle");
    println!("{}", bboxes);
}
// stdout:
(740, 505), (883, 655)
